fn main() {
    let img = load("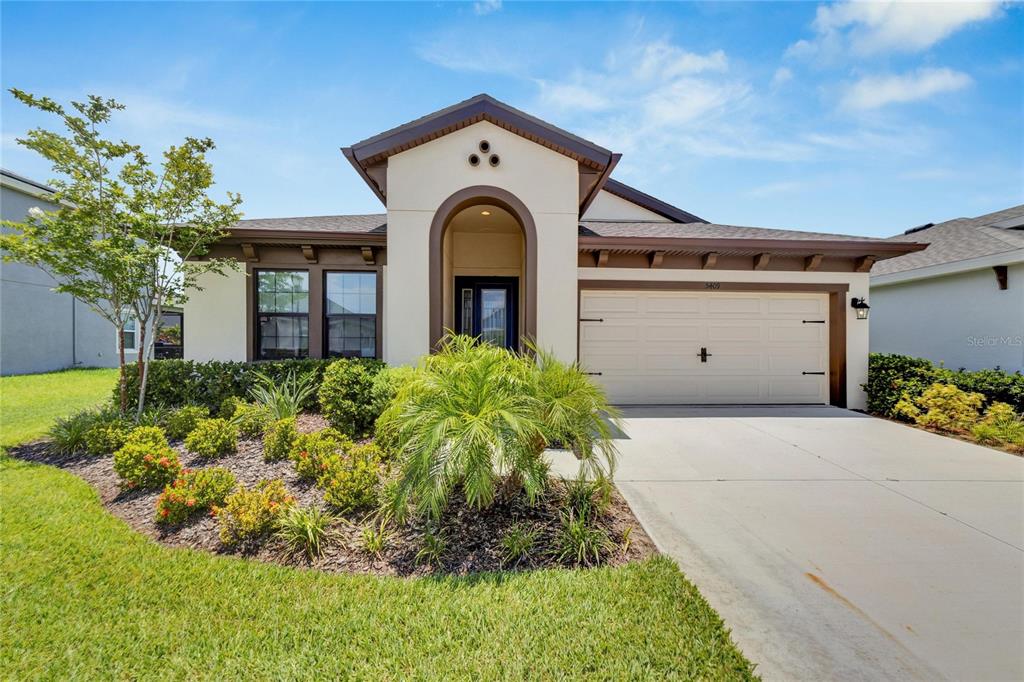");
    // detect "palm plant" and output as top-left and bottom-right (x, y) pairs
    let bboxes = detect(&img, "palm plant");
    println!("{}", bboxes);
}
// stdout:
(529, 343), (620, 480)
(248, 369), (317, 420)
(380, 336), (548, 522)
